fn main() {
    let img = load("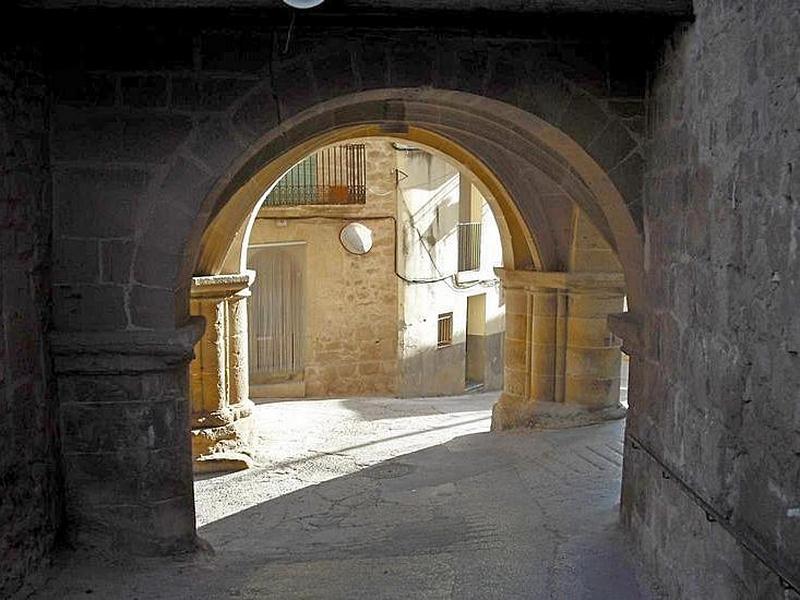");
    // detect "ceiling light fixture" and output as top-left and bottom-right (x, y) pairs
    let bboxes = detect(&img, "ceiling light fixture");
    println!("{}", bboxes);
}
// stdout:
(282, 0), (325, 8)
